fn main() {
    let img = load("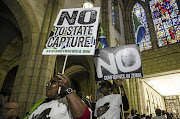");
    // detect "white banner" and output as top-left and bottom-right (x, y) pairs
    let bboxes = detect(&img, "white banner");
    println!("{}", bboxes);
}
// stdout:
(42, 7), (100, 55)
(94, 44), (143, 81)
